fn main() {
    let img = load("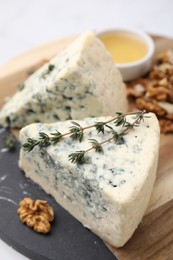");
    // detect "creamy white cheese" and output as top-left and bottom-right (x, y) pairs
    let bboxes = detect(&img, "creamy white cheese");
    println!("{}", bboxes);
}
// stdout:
(0, 31), (127, 128)
(19, 112), (160, 247)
